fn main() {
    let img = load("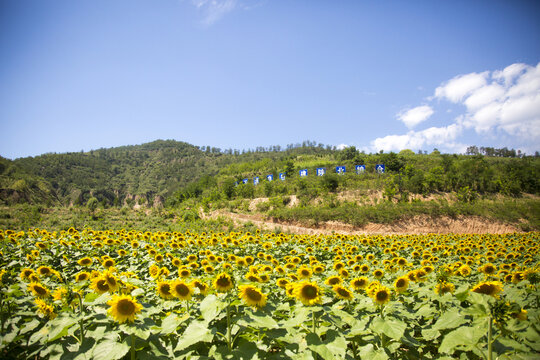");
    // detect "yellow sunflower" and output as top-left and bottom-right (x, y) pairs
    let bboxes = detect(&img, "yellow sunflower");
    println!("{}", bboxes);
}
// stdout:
(371, 286), (391, 306)
(394, 276), (409, 294)
(333, 285), (354, 301)
(20, 268), (35, 281)
(213, 273), (234, 292)
(324, 276), (342, 287)
(103, 271), (119, 292)
(293, 281), (322, 306)
(191, 280), (209, 295)
(435, 281), (455, 295)
(28, 282), (50, 298)
(276, 278), (290, 289)
(91, 277), (111, 294)
(34, 298), (56, 320)
(350, 277), (369, 292)
(238, 285), (267, 308)
(37, 266), (53, 277)
(78, 257), (93, 266)
(471, 281), (503, 298)
(156, 281), (174, 299)
(172, 280), (194, 300)
(107, 294), (142, 323)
